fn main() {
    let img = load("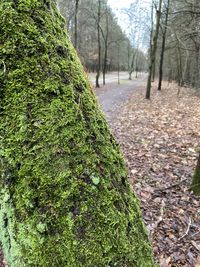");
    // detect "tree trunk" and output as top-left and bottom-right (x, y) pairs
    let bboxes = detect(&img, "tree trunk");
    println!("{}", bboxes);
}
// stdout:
(194, 46), (200, 88)
(146, 0), (162, 99)
(191, 152), (200, 195)
(127, 42), (131, 76)
(96, 0), (101, 88)
(177, 44), (183, 88)
(158, 0), (170, 91)
(0, 1), (154, 266)
(117, 44), (120, 84)
(146, 3), (154, 99)
(102, 12), (109, 86)
(128, 52), (135, 80)
(152, 58), (156, 82)
(135, 51), (138, 78)
(74, 0), (80, 49)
